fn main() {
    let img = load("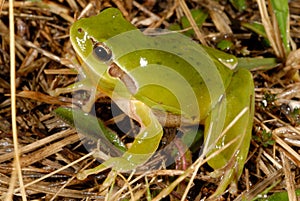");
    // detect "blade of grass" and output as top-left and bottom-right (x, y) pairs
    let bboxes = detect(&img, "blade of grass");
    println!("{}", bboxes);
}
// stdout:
(256, 0), (290, 60)
(230, 0), (246, 11)
(257, 0), (282, 58)
(6, 0), (27, 200)
(178, 0), (207, 45)
(270, 0), (290, 55)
